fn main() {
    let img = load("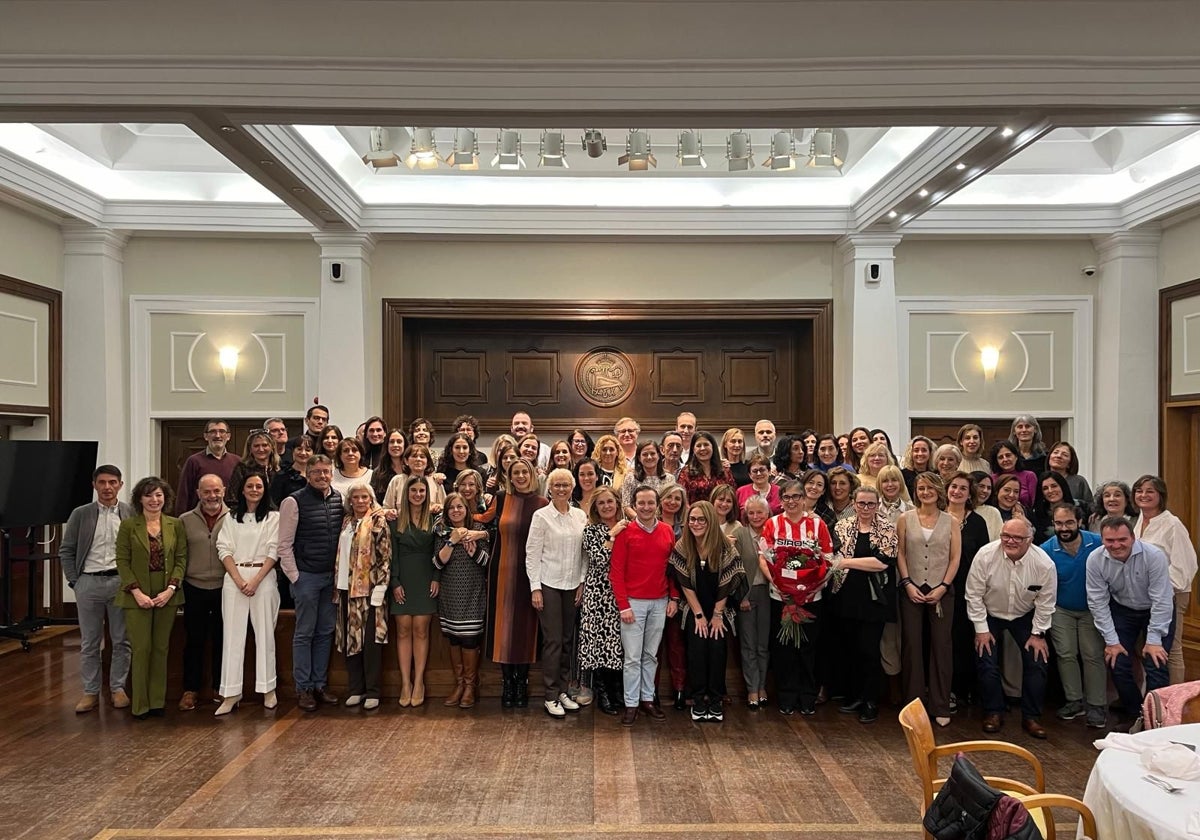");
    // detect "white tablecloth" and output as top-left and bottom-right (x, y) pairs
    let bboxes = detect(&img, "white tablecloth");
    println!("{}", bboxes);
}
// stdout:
(1080, 723), (1200, 840)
